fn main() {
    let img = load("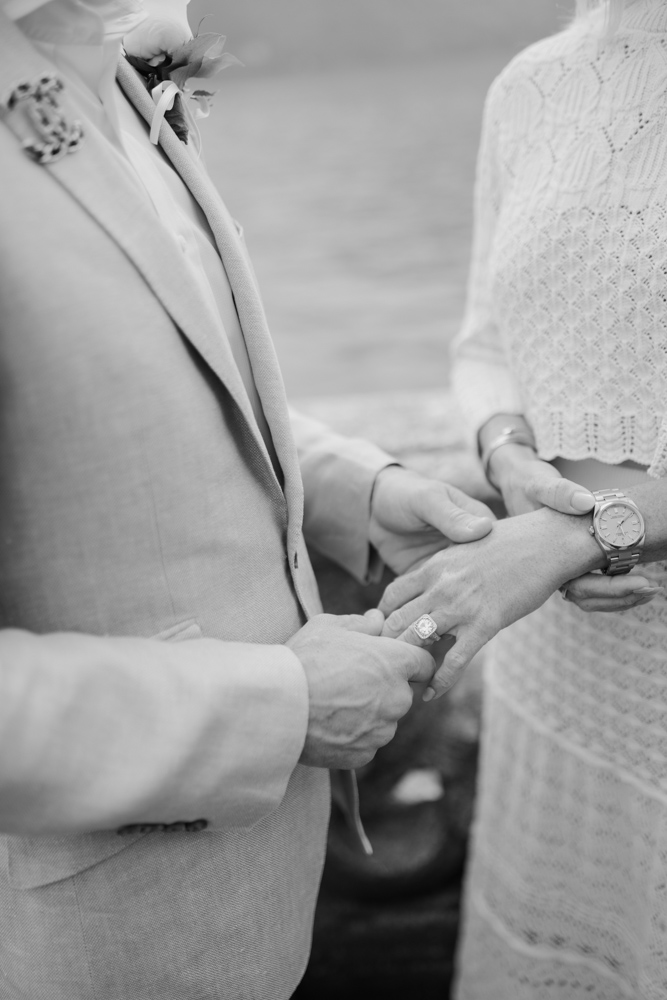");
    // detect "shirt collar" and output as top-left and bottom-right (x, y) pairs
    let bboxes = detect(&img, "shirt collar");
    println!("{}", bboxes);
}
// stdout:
(10, 0), (146, 144)
(6, 0), (145, 45)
